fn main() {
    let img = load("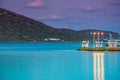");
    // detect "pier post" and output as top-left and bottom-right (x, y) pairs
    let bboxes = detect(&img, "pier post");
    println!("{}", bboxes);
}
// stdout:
(91, 32), (96, 47)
